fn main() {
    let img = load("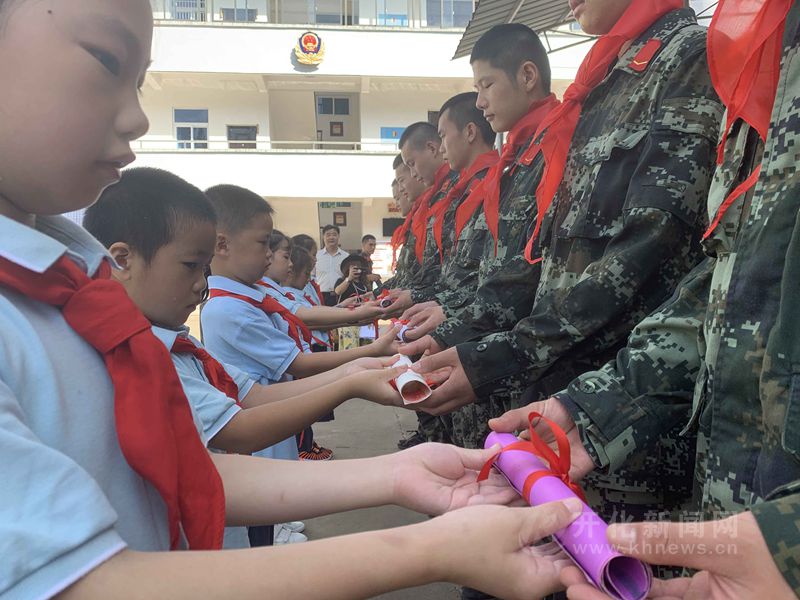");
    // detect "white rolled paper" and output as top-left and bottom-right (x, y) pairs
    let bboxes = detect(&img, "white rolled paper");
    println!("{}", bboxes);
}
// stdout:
(379, 298), (394, 308)
(393, 355), (432, 404)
